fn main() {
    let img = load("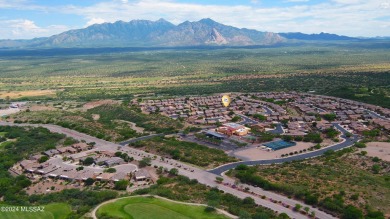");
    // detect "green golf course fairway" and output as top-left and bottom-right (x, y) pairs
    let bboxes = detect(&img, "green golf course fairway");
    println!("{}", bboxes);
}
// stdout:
(0, 203), (72, 219)
(96, 196), (230, 219)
